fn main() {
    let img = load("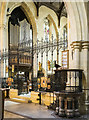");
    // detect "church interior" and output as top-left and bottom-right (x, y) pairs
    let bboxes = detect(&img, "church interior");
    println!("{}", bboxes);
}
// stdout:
(0, 0), (89, 119)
